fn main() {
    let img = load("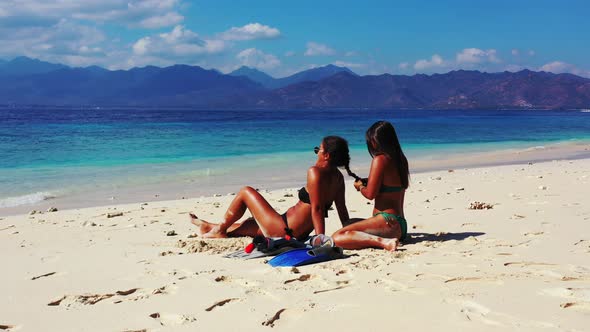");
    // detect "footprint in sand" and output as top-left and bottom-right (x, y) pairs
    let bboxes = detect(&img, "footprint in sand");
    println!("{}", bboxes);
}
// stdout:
(571, 239), (590, 253)
(523, 231), (545, 237)
(377, 279), (424, 294)
(214, 275), (262, 288)
(493, 240), (532, 248)
(444, 276), (503, 285)
(149, 313), (197, 326)
(262, 308), (287, 327)
(503, 261), (557, 267)
(0, 225), (16, 232)
(335, 269), (349, 276)
(205, 298), (239, 311)
(213, 275), (275, 297)
(540, 287), (590, 311)
(284, 274), (313, 284)
(559, 302), (590, 310)
(458, 300), (502, 326)
(48, 286), (171, 307)
(415, 273), (453, 281)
